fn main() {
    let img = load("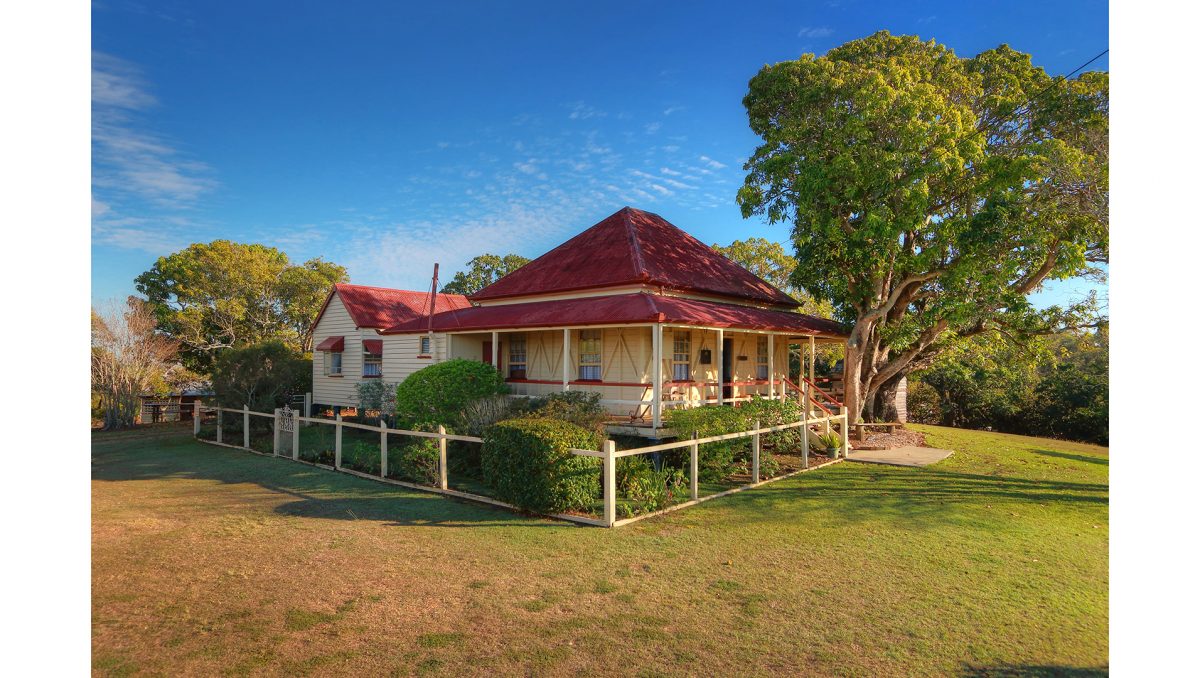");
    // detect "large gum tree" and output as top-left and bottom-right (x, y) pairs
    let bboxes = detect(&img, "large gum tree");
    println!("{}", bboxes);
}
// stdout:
(738, 31), (1108, 422)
